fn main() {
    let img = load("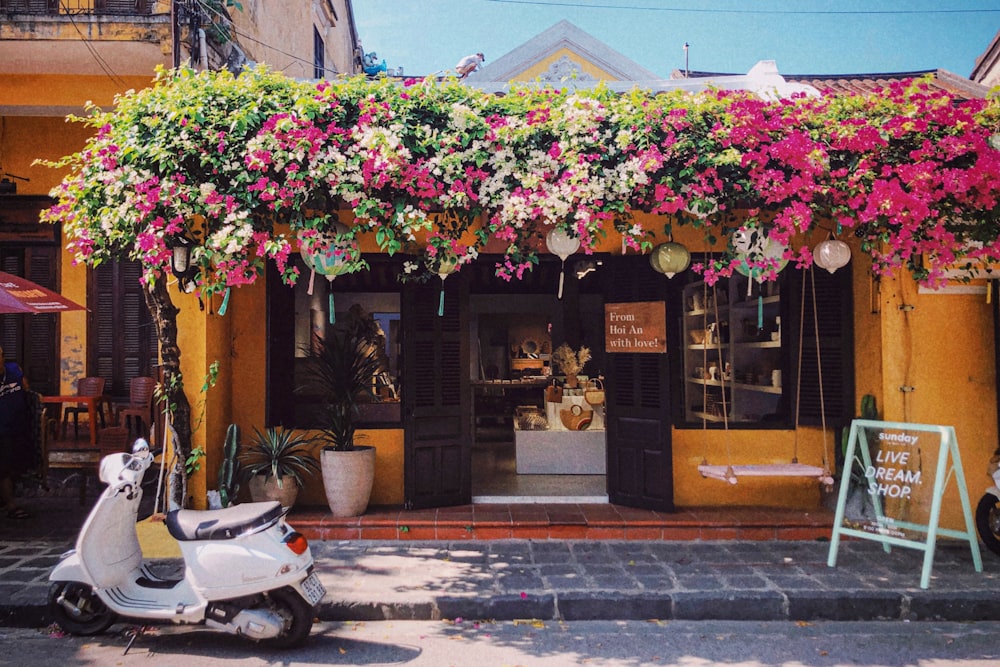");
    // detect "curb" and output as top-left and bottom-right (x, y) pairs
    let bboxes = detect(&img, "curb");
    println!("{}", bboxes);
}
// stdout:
(7, 590), (1000, 630)
(313, 589), (1000, 623)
